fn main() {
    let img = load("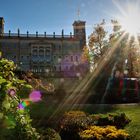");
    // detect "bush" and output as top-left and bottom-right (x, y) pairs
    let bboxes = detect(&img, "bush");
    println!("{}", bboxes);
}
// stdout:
(59, 111), (93, 140)
(40, 128), (61, 140)
(79, 125), (129, 140)
(58, 111), (131, 140)
(90, 113), (131, 128)
(0, 58), (40, 139)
